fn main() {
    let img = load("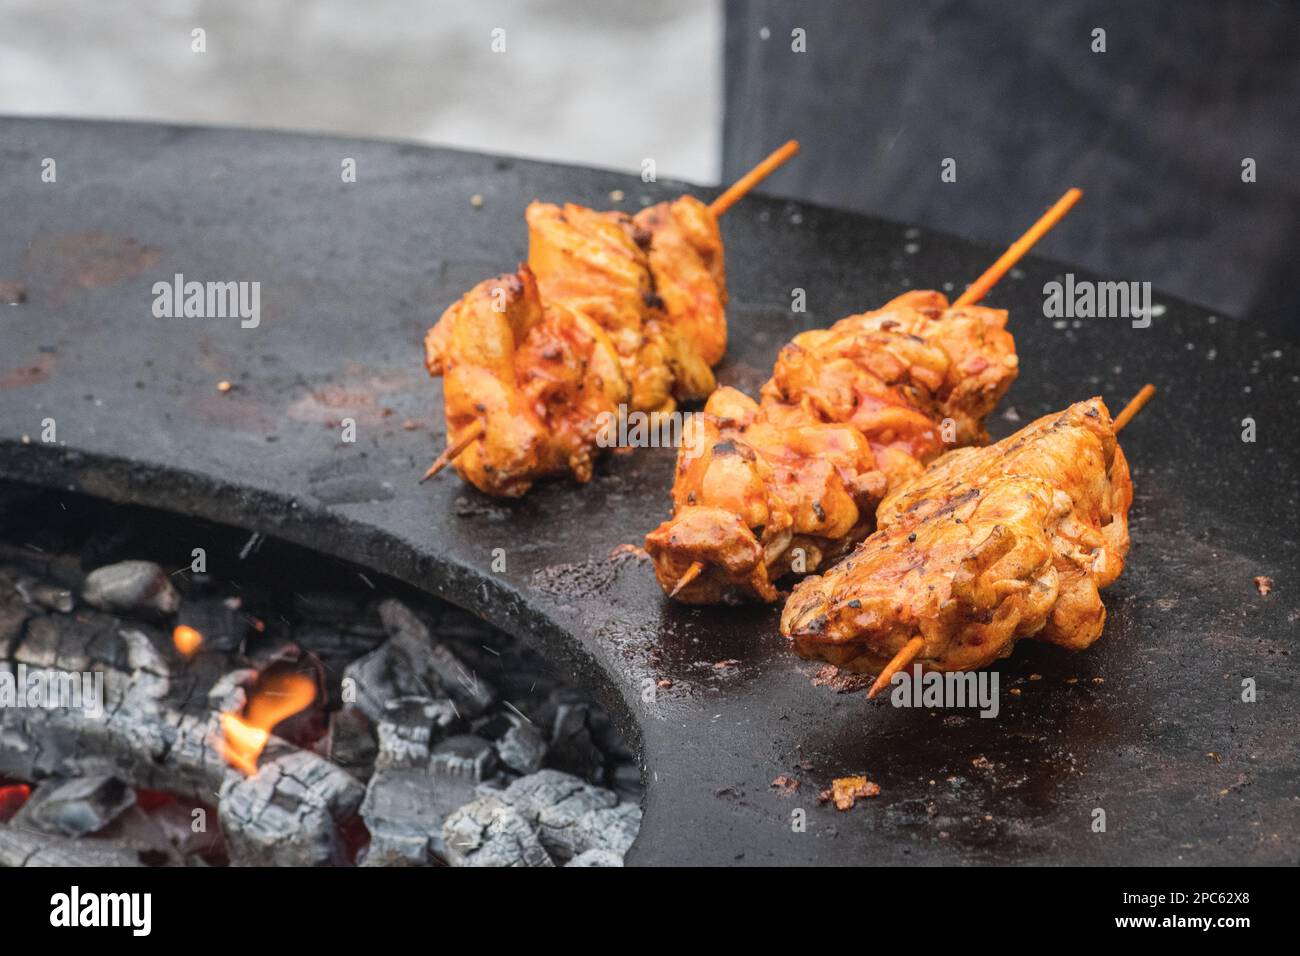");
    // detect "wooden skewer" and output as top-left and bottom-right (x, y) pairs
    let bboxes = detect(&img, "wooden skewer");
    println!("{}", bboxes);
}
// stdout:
(421, 421), (485, 483)
(1113, 383), (1156, 434)
(867, 636), (925, 699)
(666, 190), (1086, 593)
(708, 140), (801, 218)
(670, 560), (705, 597)
(953, 188), (1083, 308)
